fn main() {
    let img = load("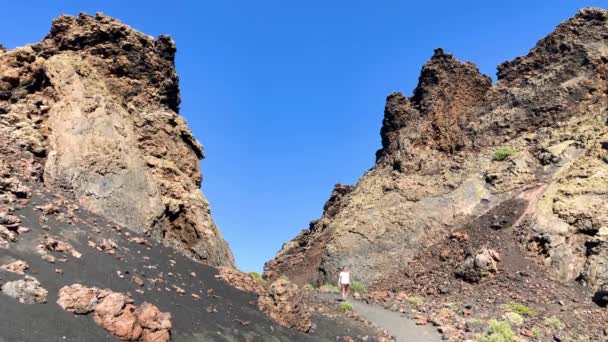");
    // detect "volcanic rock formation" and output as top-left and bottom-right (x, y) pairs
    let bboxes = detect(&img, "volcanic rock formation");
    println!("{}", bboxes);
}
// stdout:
(0, 13), (233, 266)
(0, 13), (389, 341)
(265, 7), (608, 309)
